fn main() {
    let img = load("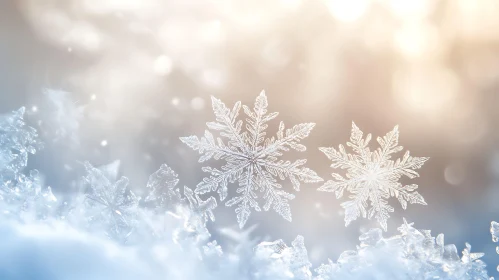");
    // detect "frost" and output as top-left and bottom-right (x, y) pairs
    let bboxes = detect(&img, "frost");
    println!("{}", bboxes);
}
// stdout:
(203, 240), (223, 257)
(0, 108), (55, 220)
(0, 107), (40, 177)
(314, 219), (489, 280)
(172, 186), (217, 244)
(319, 122), (428, 230)
(83, 161), (138, 241)
(491, 221), (499, 272)
(144, 163), (182, 209)
(0, 105), (492, 279)
(256, 235), (312, 279)
(143, 163), (216, 226)
(1, 170), (57, 220)
(181, 90), (322, 227)
(183, 186), (217, 224)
